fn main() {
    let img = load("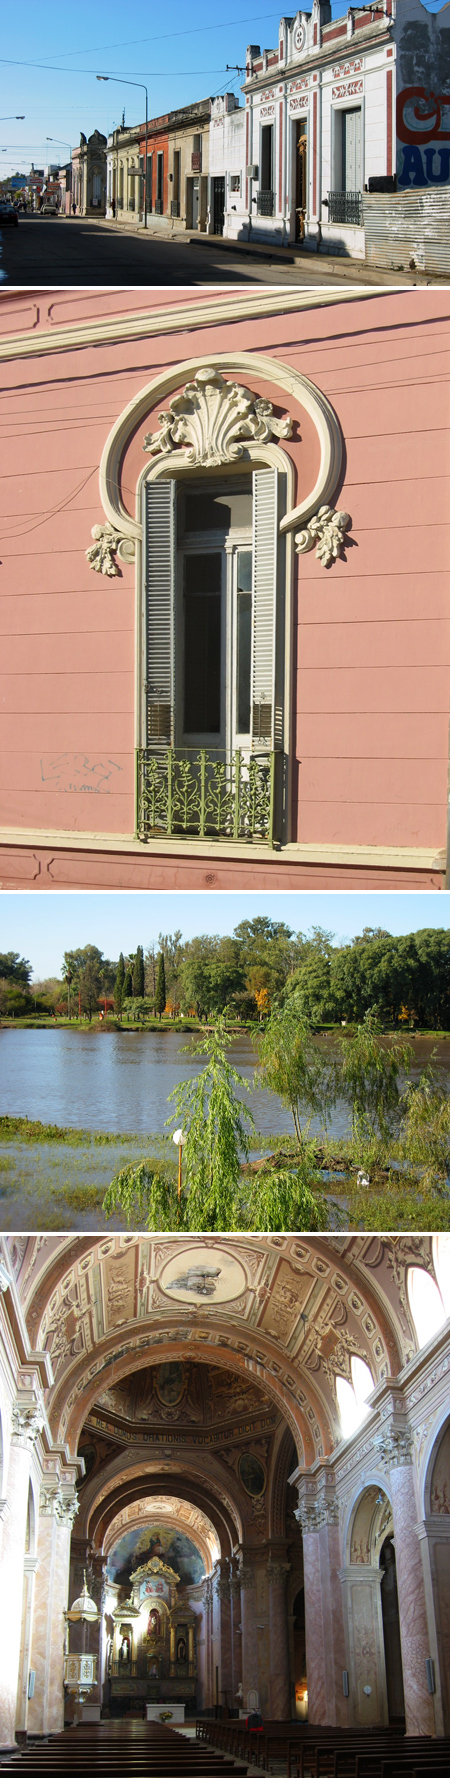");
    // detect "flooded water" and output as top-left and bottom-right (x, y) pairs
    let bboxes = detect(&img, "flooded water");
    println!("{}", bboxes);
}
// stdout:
(0, 1027), (447, 1232)
(0, 1027), (448, 1139)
